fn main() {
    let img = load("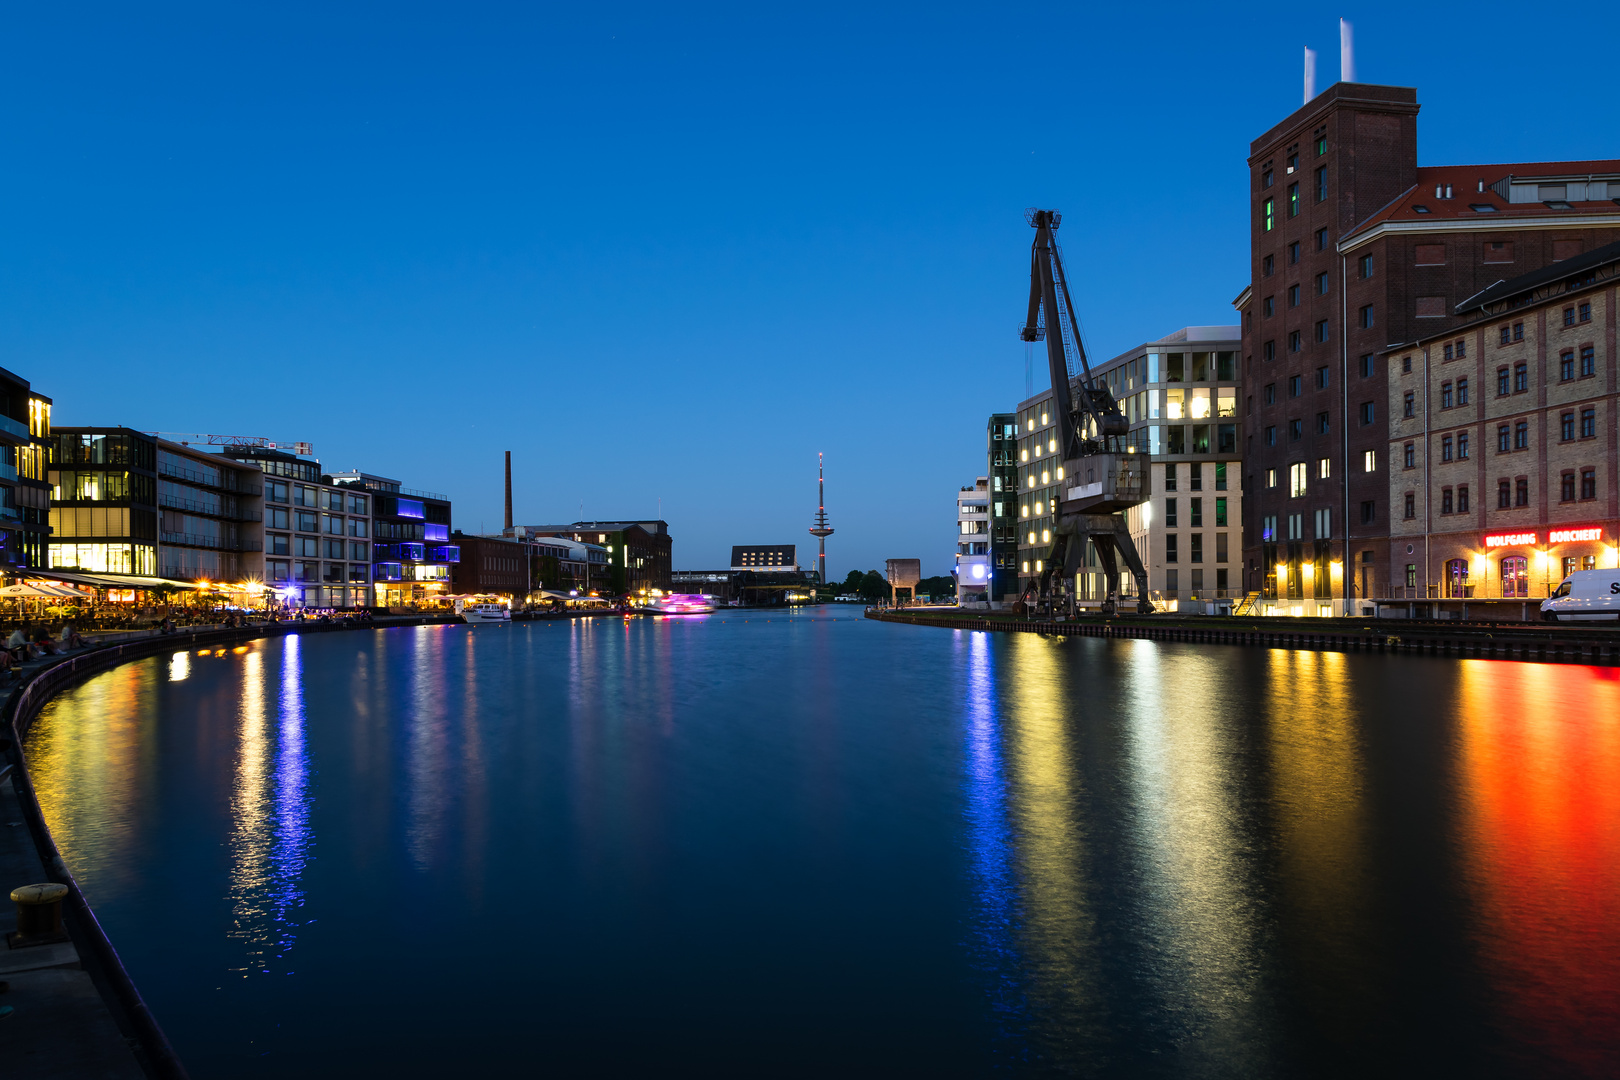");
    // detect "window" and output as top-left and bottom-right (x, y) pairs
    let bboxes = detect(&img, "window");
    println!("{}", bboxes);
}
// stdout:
(1317, 366), (1330, 389)
(1316, 412), (1330, 435)
(1315, 165), (1327, 201)
(1263, 340), (1275, 362)
(1263, 198), (1274, 231)
(1516, 477), (1529, 506)
(1404, 492), (1416, 519)
(1360, 401), (1375, 425)
(1441, 488), (1453, 514)
(1441, 382), (1453, 409)
(1364, 450), (1376, 472)
(295, 537), (319, 558)
(1402, 356), (1412, 374)
(349, 518), (368, 538)
(1288, 182), (1299, 217)
(1502, 556), (1528, 598)
(1561, 352), (1575, 381)
(1513, 362), (1527, 392)
(1561, 472), (1576, 502)
(1264, 295), (1275, 317)
(1289, 418), (1303, 440)
(1190, 498), (1203, 527)
(1562, 412), (1575, 441)
(1288, 241), (1300, 265)
(1498, 479), (1511, 508)
(268, 508), (289, 530)
(1317, 456), (1330, 478)
(1289, 330), (1301, 352)
(1165, 464), (1177, 490)
(1360, 354), (1375, 378)
(1288, 513), (1303, 540)
(1514, 421), (1528, 449)
(1513, 322), (1524, 342)
(1457, 378), (1468, 405)
(1444, 343), (1453, 361)
(296, 511), (318, 533)
(1582, 408), (1596, 438)
(1166, 497), (1178, 527)
(1582, 468), (1597, 500)
(1359, 253), (1374, 278)
(1456, 339), (1466, 359)
(1499, 326), (1511, 346)
(1403, 391), (1415, 418)
(1166, 533), (1178, 562)
(1458, 431), (1469, 459)
(1404, 442), (1415, 468)
(1315, 227), (1328, 250)
(1215, 497), (1228, 527)
(1263, 254), (1274, 276)
(1579, 301), (1591, 322)
(1359, 304), (1374, 328)
(1263, 167), (1274, 188)
(1288, 284), (1300, 307)
(1266, 468), (1277, 488)
(1215, 462), (1227, 490)
(1315, 319), (1329, 343)
(1361, 500), (1376, 524)
(267, 481), (289, 503)
(1497, 424), (1511, 452)
(1581, 346), (1595, 377)
(1315, 271), (1329, 296)
(1289, 461), (1307, 497)
(1265, 425), (1276, 446)
(1314, 507), (1331, 538)
(1564, 307), (1575, 327)
(1458, 485), (1469, 513)
(1441, 435), (1453, 461)
(1497, 367), (1510, 396)
(350, 495), (368, 515)
(269, 533), (289, 556)
(1190, 534), (1203, 563)
(1315, 134), (1327, 155)
(1289, 374), (1302, 397)
(1264, 382), (1276, 404)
